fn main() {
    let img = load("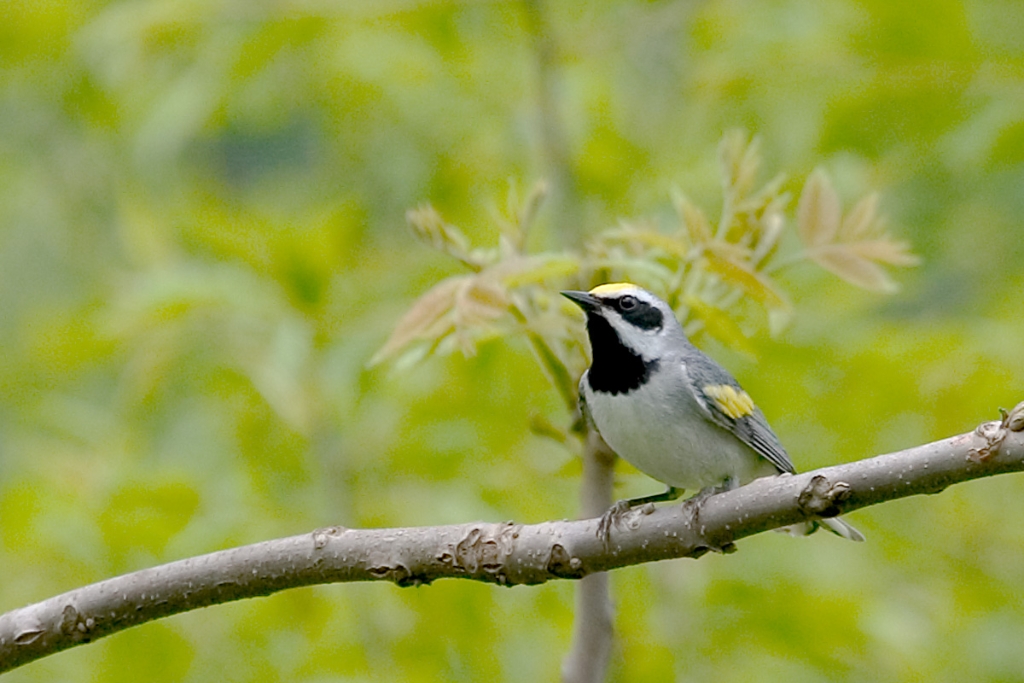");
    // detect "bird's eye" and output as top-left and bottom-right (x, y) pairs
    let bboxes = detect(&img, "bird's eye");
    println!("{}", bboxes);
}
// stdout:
(618, 295), (638, 310)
